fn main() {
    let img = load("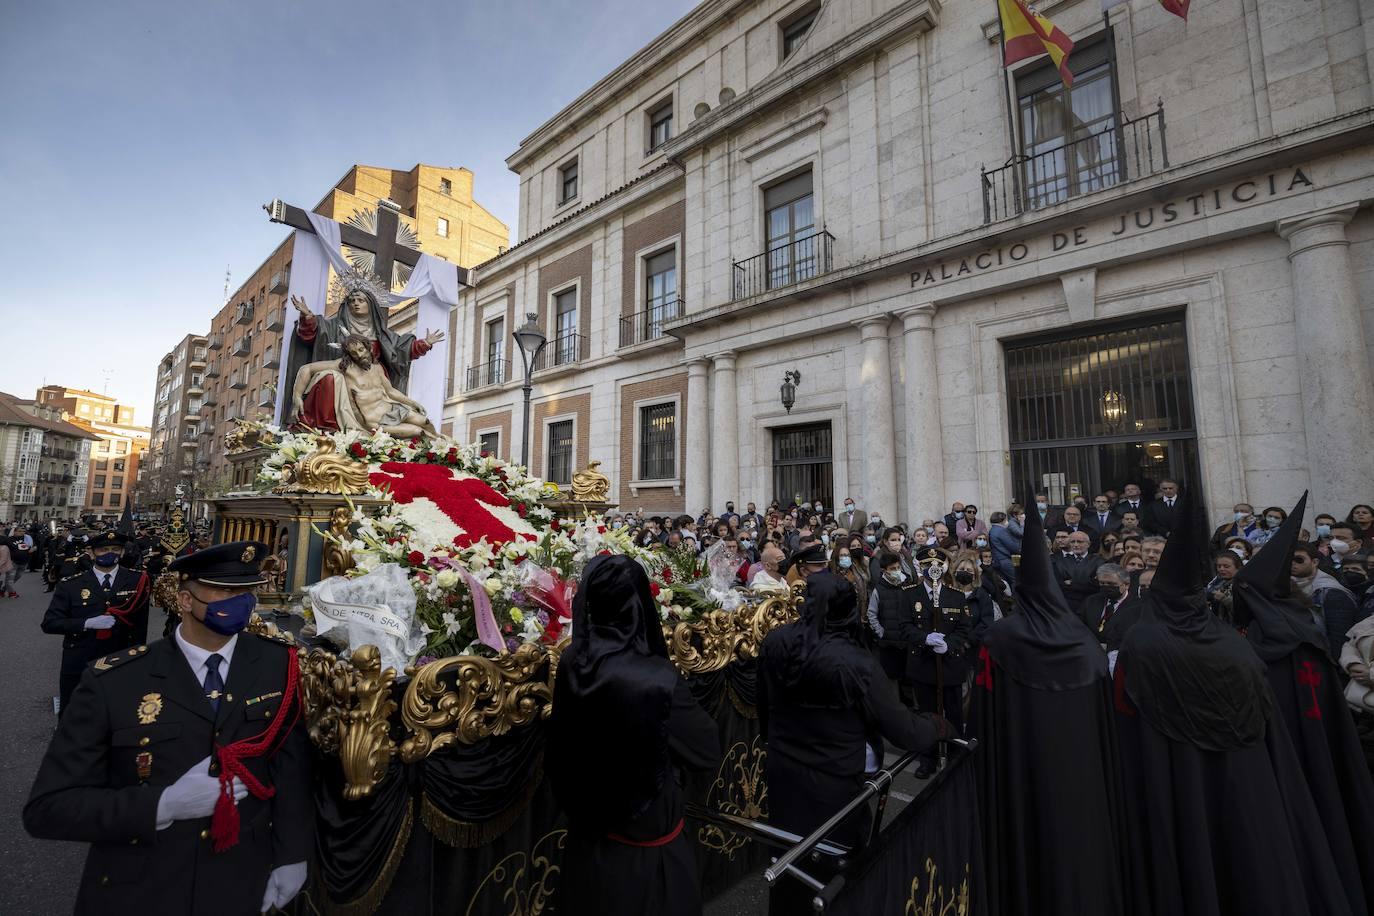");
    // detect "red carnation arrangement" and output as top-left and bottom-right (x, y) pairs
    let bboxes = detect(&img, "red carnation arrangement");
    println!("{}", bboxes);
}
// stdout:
(406, 550), (425, 566)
